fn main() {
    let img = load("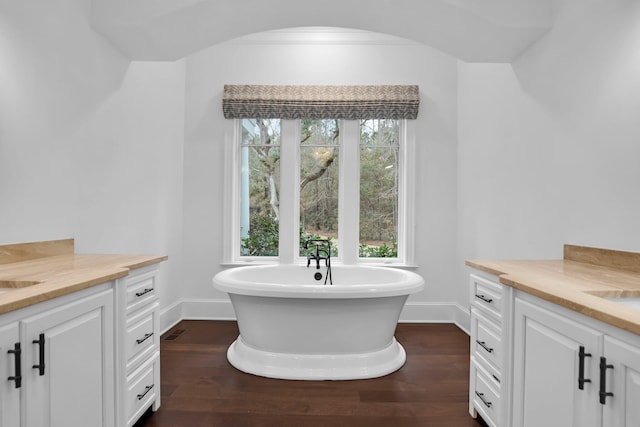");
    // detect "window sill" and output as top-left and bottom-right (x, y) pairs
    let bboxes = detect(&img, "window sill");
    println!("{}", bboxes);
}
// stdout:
(360, 263), (419, 270)
(220, 259), (278, 267)
(220, 260), (418, 269)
